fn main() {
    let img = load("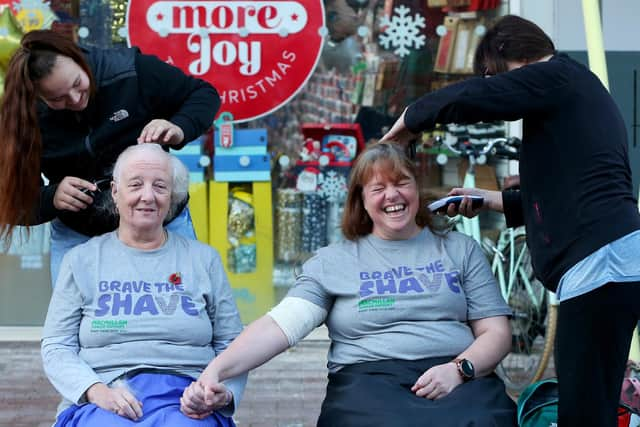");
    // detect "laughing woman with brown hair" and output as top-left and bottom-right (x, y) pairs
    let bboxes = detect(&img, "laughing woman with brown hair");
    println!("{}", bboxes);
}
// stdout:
(180, 142), (516, 426)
